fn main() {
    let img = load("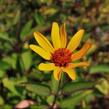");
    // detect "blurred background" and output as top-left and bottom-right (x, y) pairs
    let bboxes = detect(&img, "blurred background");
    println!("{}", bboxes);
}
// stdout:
(0, 0), (109, 109)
